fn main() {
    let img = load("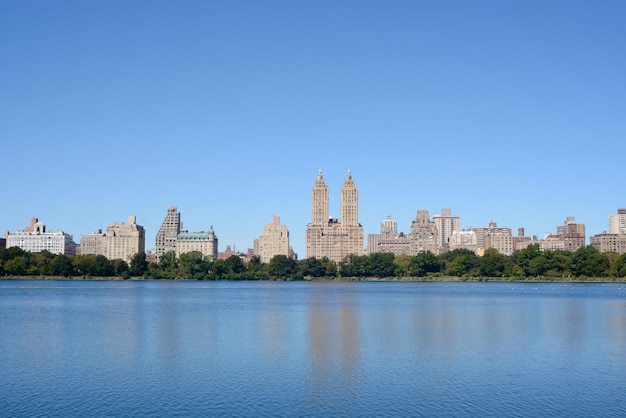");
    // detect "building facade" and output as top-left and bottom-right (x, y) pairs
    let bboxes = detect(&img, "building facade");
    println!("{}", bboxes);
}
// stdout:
(176, 228), (218, 259)
(449, 230), (478, 253)
(556, 216), (586, 251)
(80, 216), (145, 263)
(609, 209), (626, 235)
(433, 209), (460, 252)
(409, 210), (438, 255)
(6, 218), (76, 255)
(156, 206), (182, 259)
(305, 170), (364, 262)
(258, 216), (290, 263)
(103, 216), (145, 263)
(367, 216), (411, 255)
(590, 233), (626, 255)
(473, 221), (513, 252)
